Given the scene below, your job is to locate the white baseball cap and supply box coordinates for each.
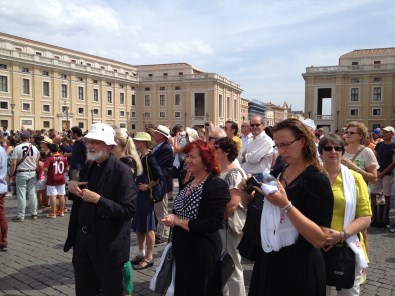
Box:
[84,123,117,146]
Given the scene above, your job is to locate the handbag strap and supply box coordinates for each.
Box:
[350,146,366,162]
[145,156,152,183]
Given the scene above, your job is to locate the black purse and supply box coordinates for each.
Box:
[322,244,356,290]
[237,192,264,261]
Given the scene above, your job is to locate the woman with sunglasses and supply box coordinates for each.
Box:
[245,118,334,296]
[341,121,378,284]
[319,134,371,295]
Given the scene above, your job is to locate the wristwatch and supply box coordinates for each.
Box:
[343,230,350,240]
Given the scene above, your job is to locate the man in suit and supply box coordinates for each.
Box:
[64,123,137,296]
[151,125,174,245]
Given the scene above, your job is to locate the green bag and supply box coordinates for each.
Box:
[123,261,133,295]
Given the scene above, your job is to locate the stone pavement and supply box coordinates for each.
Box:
[0,194,394,296]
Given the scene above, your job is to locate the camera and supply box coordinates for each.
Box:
[245,176,259,194]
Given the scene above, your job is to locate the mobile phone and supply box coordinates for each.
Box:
[245,176,259,194]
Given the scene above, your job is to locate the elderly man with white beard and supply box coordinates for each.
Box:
[64,123,137,296]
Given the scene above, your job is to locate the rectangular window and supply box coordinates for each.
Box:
[120,110,125,117]
[107,91,112,103]
[159,111,166,118]
[61,74,67,79]
[144,95,151,106]
[0,76,8,92]
[42,71,49,76]
[78,122,84,129]
[78,107,84,114]
[43,121,50,128]
[93,108,99,115]
[119,123,126,128]
[107,82,112,86]
[144,112,151,118]
[351,78,360,83]
[61,84,68,98]
[350,88,359,102]
[78,77,83,82]
[131,94,136,106]
[22,102,30,111]
[131,111,136,118]
[120,93,125,105]
[159,86,165,91]
[43,104,50,112]
[175,94,181,105]
[43,81,50,97]
[145,87,150,91]
[194,93,205,116]
[175,86,181,90]
[22,79,30,94]
[374,61,381,69]
[372,108,382,116]
[174,111,181,118]
[0,64,7,69]
[219,94,223,117]
[373,77,382,82]
[93,89,99,102]
[373,87,382,101]
[107,109,113,116]
[131,124,136,129]
[350,109,359,116]
[93,79,98,84]
[78,86,84,100]
[159,95,165,106]
[22,67,29,73]
[0,101,8,109]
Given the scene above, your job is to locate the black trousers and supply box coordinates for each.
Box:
[72,228,124,296]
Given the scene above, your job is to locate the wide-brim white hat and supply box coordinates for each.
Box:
[185,127,199,142]
[154,125,170,138]
[84,123,117,146]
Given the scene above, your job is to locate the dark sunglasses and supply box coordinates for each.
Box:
[250,123,262,127]
[323,146,343,152]
[344,131,358,135]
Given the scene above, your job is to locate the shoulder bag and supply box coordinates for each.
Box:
[145,156,165,203]
[219,221,236,289]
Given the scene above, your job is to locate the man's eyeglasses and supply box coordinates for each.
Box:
[273,138,299,150]
[323,146,343,152]
[344,131,358,135]
[250,123,262,127]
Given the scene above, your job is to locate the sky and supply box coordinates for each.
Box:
[1,0,394,111]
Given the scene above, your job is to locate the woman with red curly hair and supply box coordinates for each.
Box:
[162,140,230,295]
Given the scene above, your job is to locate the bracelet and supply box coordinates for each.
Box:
[281,202,293,214]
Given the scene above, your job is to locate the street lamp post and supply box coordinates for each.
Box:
[308,111,311,118]
[10,103,15,132]
[184,112,187,127]
[64,100,69,130]
[336,110,340,131]
[90,109,94,124]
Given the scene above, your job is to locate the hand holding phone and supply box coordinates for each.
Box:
[245,176,259,194]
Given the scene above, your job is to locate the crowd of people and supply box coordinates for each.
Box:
[0,117,394,295]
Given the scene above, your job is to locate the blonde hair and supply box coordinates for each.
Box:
[346,121,368,140]
[114,128,143,176]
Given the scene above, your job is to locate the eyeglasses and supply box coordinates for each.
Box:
[273,138,299,150]
[323,146,343,152]
[250,123,262,127]
[209,136,219,141]
[344,131,358,135]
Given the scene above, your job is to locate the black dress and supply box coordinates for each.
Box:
[172,174,230,296]
[248,165,334,296]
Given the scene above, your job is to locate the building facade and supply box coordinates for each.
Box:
[0,33,242,132]
[303,48,395,131]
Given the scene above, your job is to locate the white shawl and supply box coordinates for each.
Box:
[260,197,299,253]
[341,164,368,269]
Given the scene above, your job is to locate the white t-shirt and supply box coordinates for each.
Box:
[11,142,40,170]
[344,147,379,171]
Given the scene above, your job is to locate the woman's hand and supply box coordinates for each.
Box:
[322,229,343,251]
[161,214,177,227]
[256,179,289,208]
[137,183,149,191]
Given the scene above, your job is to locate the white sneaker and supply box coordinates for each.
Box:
[5,192,12,197]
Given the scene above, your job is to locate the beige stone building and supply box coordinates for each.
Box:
[0,32,242,133]
[303,48,395,131]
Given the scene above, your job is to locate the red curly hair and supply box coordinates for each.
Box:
[183,139,220,175]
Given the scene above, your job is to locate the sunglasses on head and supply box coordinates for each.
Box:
[323,146,343,152]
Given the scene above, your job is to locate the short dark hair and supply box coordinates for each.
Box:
[214,137,238,162]
[49,144,59,153]
[71,126,83,137]
[318,134,345,156]
[225,120,238,136]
